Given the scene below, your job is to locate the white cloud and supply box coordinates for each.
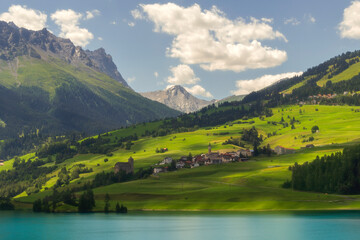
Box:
[127,76,136,83]
[85,9,100,20]
[128,22,135,27]
[98,37,103,41]
[0,5,47,31]
[167,64,200,85]
[154,72,159,78]
[51,9,94,47]
[111,21,116,25]
[339,1,360,39]
[305,14,316,23]
[134,3,287,72]
[131,9,144,20]
[232,72,303,95]
[185,85,213,98]
[284,18,300,26]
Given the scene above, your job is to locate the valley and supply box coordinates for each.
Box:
[4,104,360,212]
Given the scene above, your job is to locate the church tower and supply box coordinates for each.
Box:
[128,157,134,172]
[208,143,212,154]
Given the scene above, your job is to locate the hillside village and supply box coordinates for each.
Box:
[112,142,313,175]
[152,144,253,175]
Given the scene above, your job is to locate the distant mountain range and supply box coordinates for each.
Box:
[141,85,216,113]
[0,21,179,138]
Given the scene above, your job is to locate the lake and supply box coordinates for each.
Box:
[1,211,360,240]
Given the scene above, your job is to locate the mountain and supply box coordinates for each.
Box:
[0,21,180,139]
[242,50,360,106]
[140,85,215,113]
[84,48,129,88]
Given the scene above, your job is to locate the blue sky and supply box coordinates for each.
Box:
[0,0,359,100]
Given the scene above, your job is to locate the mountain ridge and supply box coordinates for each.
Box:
[141,85,215,113]
[0,21,180,138]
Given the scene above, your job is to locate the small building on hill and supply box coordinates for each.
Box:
[114,157,134,174]
[153,167,167,175]
[237,149,252,158]
[0,160,3,166]
[274,146,296,155]
[306,144,315,148]
[160,157,173,165]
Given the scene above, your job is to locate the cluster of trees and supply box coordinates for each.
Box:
[33,188,96,213]
[241,127,263,147]
[0,132,86,160]
[0,158,56,198]
[36,142,77,164]
[0,197,14,210]
[92,167,153,189]
[223,137,245,148]
[33,188,127,213]
[284,144,360,194]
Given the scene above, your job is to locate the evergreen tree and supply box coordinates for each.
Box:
[78,189,95,212]
[33,199,42,212]
[104,193,110,213]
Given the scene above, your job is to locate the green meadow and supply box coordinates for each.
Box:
[8,104,360,211]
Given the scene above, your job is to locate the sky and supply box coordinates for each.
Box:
[0,0,359,100]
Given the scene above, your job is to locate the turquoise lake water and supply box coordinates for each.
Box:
[1,211,360,240]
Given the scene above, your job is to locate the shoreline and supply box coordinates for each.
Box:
[7,207,360,214]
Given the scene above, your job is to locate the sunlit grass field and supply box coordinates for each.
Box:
[9,104,360,211]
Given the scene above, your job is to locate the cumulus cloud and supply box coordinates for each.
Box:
[51,9,94,47]
[167,64,200,85]
[85,9,100,20]
[98,37,103,41]
[128,22,135,27]
[232,72,303,95]
[339,1,360,39]
[134,3,287,72]
[185,85,213,98]
[284,17,300,26]
[0,5,47,30]
[154,72,159,78]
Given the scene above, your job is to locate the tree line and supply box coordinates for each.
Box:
[283,144,360,194]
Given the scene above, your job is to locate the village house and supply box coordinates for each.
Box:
[0,160,4,166]
[274,146,296,155]
[160,157,173,165]
[221,153,233,163]
[306,144,315,148]
[153,167,167,175]
[176,161,185,169]
[114,157,134,174]
[237,149,252,158]
[191,163,200,168]
[193,155,206,165]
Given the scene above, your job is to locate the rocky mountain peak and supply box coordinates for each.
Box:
[0,21,129,88]
[85,47,129,88]
[141,85,215,113]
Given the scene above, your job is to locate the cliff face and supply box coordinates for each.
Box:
[85,48,129,88]
[141,85,214,113]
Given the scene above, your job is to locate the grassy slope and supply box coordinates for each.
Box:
[281,75,315,94]
[317,60,360,87]
[0,55,179,138]
[8,105,360,211]
[281,60,360,94]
